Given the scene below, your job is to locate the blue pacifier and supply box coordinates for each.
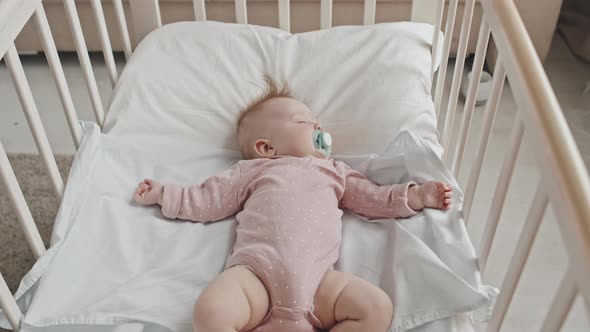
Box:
[313,130,333,157]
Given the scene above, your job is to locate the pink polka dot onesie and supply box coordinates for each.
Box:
[159,156,417,331]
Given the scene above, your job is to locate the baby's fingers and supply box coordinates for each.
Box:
[444,185,453,209]
[442,200,453,210]
[134,191,153,205]
[136,184,148,195]
[133,191,144,203]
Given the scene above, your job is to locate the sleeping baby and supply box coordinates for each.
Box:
[133,77,453,332]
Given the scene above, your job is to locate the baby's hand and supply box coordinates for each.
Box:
[417,181,453,210]
[133,179,163,205]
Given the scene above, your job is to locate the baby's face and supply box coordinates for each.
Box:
[240,97,327,159]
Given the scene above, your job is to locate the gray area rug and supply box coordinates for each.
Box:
[0,154,73,303]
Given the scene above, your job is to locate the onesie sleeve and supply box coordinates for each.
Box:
[335,161,418,220]
[158,163,244,222]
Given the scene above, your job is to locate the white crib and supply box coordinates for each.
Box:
[0,0,589,331]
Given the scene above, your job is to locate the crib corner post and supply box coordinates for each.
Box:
[0,273,22,331]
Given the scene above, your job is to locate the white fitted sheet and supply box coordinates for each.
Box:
[1,124,495,332]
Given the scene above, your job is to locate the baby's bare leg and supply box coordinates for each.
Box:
[313,270,393,332]
[193,265,270,332]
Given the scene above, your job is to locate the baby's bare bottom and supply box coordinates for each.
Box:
[193,265,393,332]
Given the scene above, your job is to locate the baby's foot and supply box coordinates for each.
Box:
[419,181,453,210]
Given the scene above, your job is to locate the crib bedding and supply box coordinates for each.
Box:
[0,21,499,331]
[0,123,495,332]
[102,21,445,157]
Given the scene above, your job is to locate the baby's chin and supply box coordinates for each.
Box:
[310,150,329,159]
[240,150,329,160]
[275,151,328,159]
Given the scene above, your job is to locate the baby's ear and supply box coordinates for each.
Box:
[254,139,276,158]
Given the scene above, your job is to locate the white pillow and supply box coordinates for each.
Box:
[103,21,443,156]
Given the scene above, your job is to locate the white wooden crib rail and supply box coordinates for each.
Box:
[0,0,589,331]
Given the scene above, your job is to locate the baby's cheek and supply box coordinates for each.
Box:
[301,138,316,155]
[300,131,315,151]
[284,134,307,155]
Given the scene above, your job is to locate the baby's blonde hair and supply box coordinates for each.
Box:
[237,75,293,159]
[237,75,293,133]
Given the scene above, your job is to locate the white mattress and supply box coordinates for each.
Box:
[0,124,495,332]
[0,21,497,332]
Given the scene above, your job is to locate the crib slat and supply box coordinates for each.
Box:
[486,185,548,331]
[112,0,133,59]
[0,140,46,259]
[433,0,459,115]
[33,6,82,148]
[430,0,444,78]
[320,0,332,29]
[439,0,475,161]
[89,0,118,87]
[451,20,492,178]
[479,119,525,271]
[463,61,506,221]
[235,0,247,24]
[482,0,590,306]
[0,0,40,59]
[0,273,22,331]
[63,0,105,126]
[278,0,290,31]
[4,45,64,199]
[540,270,578,332]
[363,0,376,25]
[193,0,207,21]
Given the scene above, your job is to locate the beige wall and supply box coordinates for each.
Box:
[15,0,561,66]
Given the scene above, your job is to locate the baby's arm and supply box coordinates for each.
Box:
[133,164,243,222]
[335,162,452,220]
